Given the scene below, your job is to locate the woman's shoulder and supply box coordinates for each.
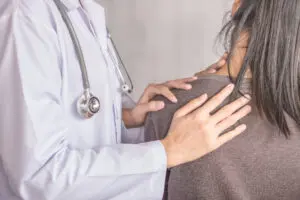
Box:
[152,74,231,112]
[168,74,232,106]
[144,74,232,141]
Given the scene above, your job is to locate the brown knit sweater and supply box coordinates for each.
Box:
[144,74,300,200]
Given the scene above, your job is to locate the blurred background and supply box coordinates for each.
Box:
[97,0,232,100]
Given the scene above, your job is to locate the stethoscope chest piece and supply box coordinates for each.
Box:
[77,90,101,119]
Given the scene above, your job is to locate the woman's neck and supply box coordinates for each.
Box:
[216,34,252,78]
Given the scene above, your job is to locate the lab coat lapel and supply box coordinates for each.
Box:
[59,0,81,11]
[79,0,108,51]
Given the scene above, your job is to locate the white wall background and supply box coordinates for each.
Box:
[97,0,232,100]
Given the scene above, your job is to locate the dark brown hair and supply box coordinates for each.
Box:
[219,0,300,137]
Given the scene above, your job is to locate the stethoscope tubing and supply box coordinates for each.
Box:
[53,0,133,94]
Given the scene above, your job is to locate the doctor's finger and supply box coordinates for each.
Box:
[206,53,228,73]
[205,64,219,74]
[219,52,228,61]
[174,94,208,118]
[217,53,228,66]
[137,101,165,113]
[195,53,229,76]
[139,85,177,104]
[217,124,247,147]
[179,76,198,83]
[164,77,197,90]
[210,95,251,123]
[215,105,251,133]
[194,84,235,115]
[156,86,179,103]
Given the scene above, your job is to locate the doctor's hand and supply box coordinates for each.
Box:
[194,53,228,76]
[161,84,251,168]
[123,77,198,128]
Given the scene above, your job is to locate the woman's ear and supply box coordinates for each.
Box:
[231,0,241,16]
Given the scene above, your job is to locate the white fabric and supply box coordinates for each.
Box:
[121,93,145,144]
[0,0,167,199]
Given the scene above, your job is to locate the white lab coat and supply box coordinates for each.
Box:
[0,0,166,199]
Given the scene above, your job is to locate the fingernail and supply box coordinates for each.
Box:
[208,69,217,73]
[245,105,252,112]
[227,83,235,90]
[199,93,208,101]
[172,97,178,103]
[157,102,165,109]
[192,76,198,80]
[185,84,192,90]
[241,95,251,103]
[239,124,247,131]
[218,60,226,66]
[244,94,251,99]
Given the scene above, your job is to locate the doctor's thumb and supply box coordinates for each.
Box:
[139,101,165,113]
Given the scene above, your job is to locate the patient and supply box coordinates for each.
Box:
[144,0,300,199]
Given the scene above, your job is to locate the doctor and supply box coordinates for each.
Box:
[0,0,251,199]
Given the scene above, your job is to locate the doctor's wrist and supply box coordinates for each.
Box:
[122,109,137,128]
[160,138,183,169]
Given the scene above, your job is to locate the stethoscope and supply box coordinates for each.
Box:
[53,0,133,119]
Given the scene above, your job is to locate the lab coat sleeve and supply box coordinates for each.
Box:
[0,5,166,200]
[121,93,146,144]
